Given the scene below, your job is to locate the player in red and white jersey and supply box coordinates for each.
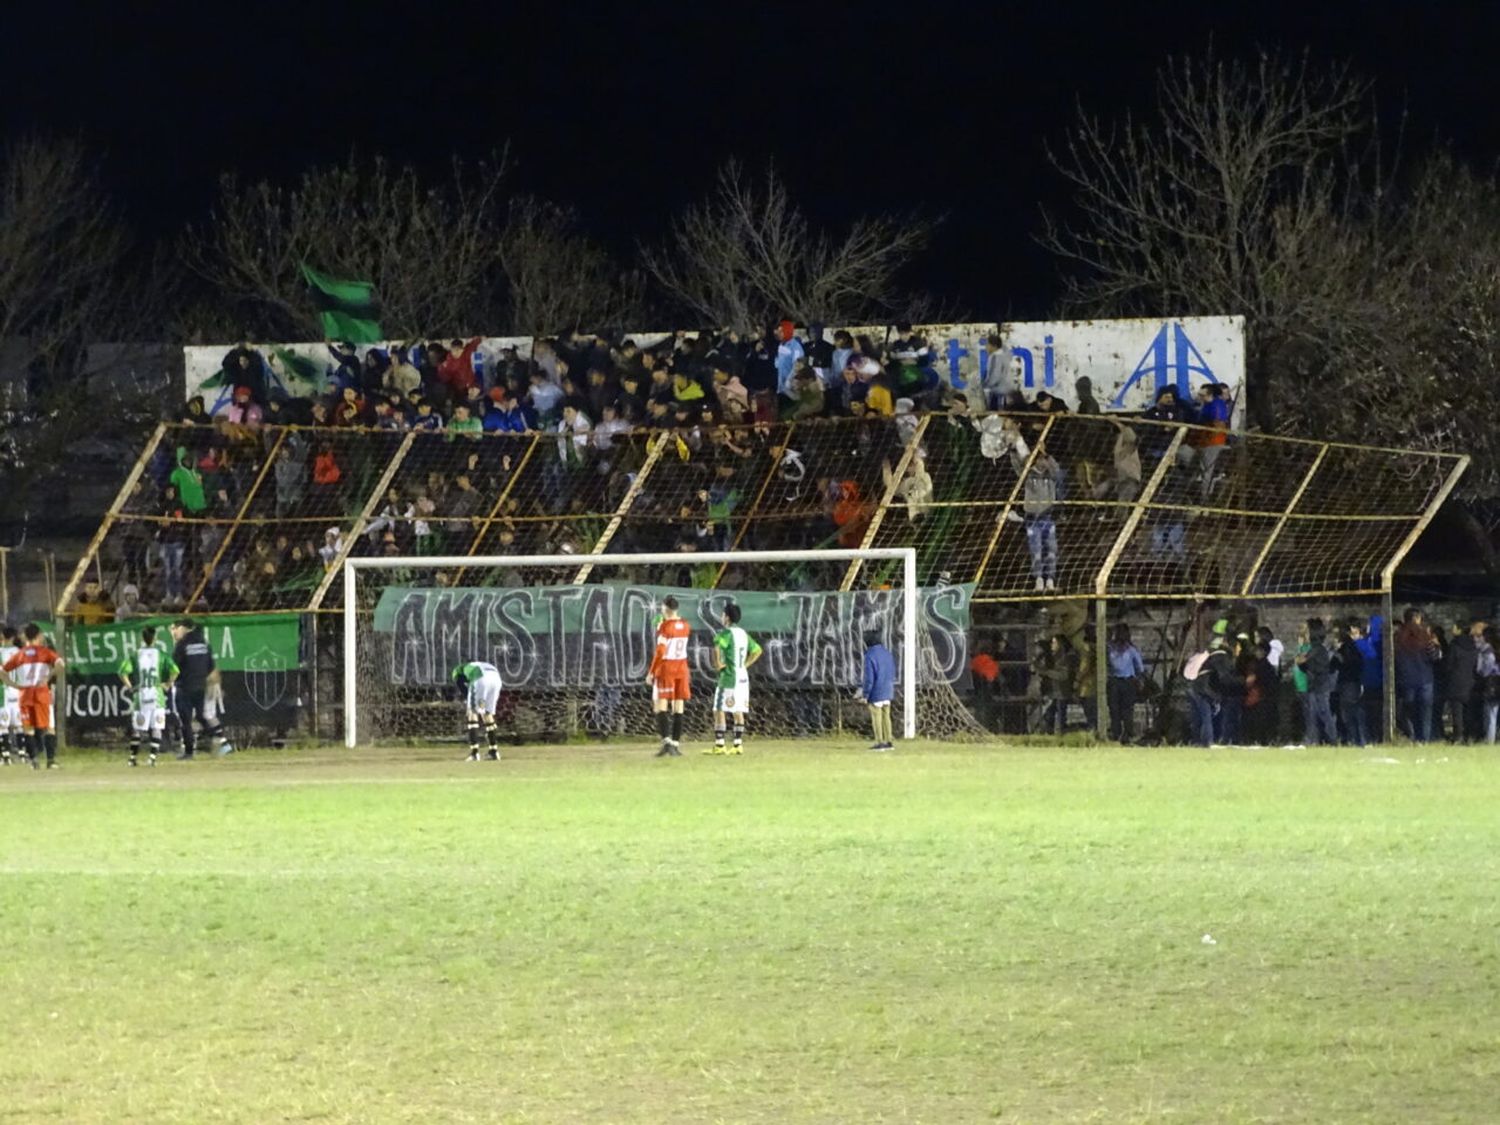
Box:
[1,623,65,769]
[647,596,693,757]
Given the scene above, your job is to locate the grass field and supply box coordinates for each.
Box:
[2,739,1498,1123]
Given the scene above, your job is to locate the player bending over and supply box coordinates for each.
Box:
[453,661,504,761]
[1,624,23,765]
[119,625,178,767]
[2,623,66,769]
[858,629,896,752]
[707,603,762,755]
[648,596,692,757]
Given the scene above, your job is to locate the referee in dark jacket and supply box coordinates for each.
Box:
[169,617,225,759]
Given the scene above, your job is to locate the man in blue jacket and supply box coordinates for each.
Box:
[860,629,897,751]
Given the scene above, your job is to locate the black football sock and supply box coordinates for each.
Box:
[485,722,499,750]
[466,722,481,752]
[733,724,745,748]
[43,733,57,763]
[1,732,11,759]
[656,711,670,740]
[148,735,161,761]
[714,722,726,747]
[128,736,140,761]
[671,712,683,745]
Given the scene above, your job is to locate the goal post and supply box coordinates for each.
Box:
[342,547,928,749]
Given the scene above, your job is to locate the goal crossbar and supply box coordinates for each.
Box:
[343,548,920,748]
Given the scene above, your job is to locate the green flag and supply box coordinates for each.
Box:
[300,263,383,344]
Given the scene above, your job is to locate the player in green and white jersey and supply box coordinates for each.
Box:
[708,603,762,755]
[452,661,504,761]
[119,625,179,767]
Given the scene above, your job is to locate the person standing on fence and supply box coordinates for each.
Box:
[1106,625,1145,743]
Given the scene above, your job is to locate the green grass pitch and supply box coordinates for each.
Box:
[2,739,1498,1122]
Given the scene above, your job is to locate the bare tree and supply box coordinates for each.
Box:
[0,138,167,535]
[1041,49,1372,432]
[1043,49,1500,566]
[642,161,939,329]
[182,152,511,341]
[499,196,648,335]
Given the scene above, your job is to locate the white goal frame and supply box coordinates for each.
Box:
[343,548,919,748]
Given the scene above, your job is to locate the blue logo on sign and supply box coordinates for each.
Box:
[1111,322,1220,407]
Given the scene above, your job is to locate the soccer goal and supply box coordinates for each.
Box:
[342,547,985,748]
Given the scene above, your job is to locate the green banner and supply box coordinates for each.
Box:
[58,614,302,677]
[370,583,972,690]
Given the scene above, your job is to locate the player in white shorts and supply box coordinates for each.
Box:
[708,603,763,755]
[119,625,178,767]
[452,661,504,761]
[0,624,22,765]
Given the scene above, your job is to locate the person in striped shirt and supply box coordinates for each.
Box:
[1,623,65,769]
[707,603,762,755]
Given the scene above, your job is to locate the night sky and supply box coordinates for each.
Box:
[8,1,1500,319]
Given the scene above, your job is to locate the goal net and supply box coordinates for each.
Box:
[342,548,986,748]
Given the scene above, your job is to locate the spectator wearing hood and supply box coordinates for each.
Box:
[359,349,390,397]
[113,583,148,622]
[1075,376,1101,415]
[805,323,834,384]
[219,344,267,405]
[169,447,207,513]
[179,395,210,426]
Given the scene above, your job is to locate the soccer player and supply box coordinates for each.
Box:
[169,618,233,758]
[858,629,896,752]
[1,624,23,765]
[647,596,692,757]
[119,625,177,767]
[708,603,762,755]
[1,623,65,769]
[452,661,504,761]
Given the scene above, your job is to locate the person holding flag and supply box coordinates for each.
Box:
[119,625,178,767]
[707,603,762,755]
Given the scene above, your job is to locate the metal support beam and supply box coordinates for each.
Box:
[1094,598,1109,740]
[1239,443,1328,596]
[307,429,417,610]
[713,424,795,588]
[451,434,542,586]
[841,415,931,592]
[573,432,670,585]
[1378,454,1468,743]
[1093,427,1186,597]
[972,415,1057,593]
[55,421,168,615]
[186,429,290,609]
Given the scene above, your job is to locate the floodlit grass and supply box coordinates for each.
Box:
[2,739,1498,1123]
